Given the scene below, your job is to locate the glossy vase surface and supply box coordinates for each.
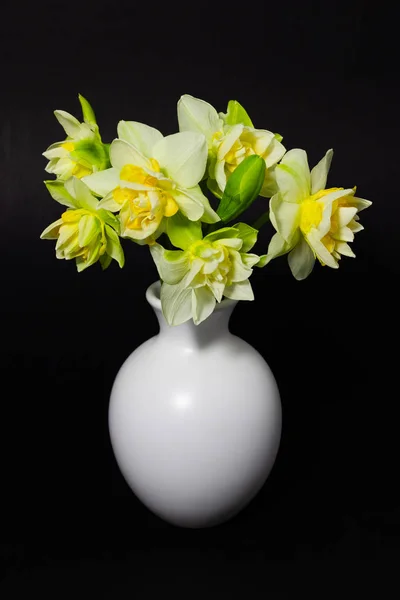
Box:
[109,281,282,528]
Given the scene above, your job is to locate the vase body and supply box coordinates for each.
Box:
[109,282,282,528]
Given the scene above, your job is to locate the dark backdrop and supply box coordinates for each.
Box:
[1,0,400,594]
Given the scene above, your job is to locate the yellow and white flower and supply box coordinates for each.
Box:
[261,149,372,279]
[150,223,259,325]
[177,94,285,197]
[82,122,220,244]
[40,177,124,272]
[43,95,110,181]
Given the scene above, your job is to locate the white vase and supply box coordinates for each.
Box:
[109,281,282,528]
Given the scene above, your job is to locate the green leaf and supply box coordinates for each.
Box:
[232,222,258,252]
[78,94,97,125]
[274,133,283,143]
[166,212,202,250]
[224,100,254,127]
[217,155,266,223]
[44,180,78,208]
[71,139,110,170]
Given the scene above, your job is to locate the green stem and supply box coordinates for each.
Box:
[252,210,270,231]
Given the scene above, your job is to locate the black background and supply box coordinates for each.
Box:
[1,0,400,594]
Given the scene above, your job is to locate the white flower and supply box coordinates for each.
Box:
[43,95,109,180]
[82,122,219,244]
[177,94,286,197]
[150,224,260,325]
[262,149,372,279]
[40,177,124,272]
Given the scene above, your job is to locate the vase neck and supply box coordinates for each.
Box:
[146,282,237,347]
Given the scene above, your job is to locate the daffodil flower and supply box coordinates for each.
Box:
[82,122,220,244]
[150,222,260,325]
[177,94,286,198]
[260,149,372,279]
[40,177,124,272]
[43,94,110,181]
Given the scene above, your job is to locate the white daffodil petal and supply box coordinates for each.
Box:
[153,131,207,188]
[307,230,338,268]
[40,218,64,240]
[352,197,372,212]
[150,243,189,285]
[178,185,220,224]
[318,202,334,238]
[72,177,98,211]
[262,231,297,265]
[43,143,68,160]
[224,280,254,301]
[117,121,163,157]
[192,287,216,325]
[209,280,225,302]
[110,139,151,170]
[121,181,158,191]
[215,159,227,193]
[334,227,354,242]
[336,242,356,257]
[82,168,119,197]
[319,188,355,207]
[288,236,315,280]
[183,258,204,286]
[229,250,253,282]
[216,238,243,249]
[260,169,278,198]
[242,253,260,268]
[270,195,301,242]
[97,191,122,212]
[336,206,358,227]
[217,124,244,160]
[171,189,204,221]
[240,128,274,156]
[161,282,193,326]
[310,149,333,194]
[264,137,286,169]
[349,220,364,233]
[54,110,82,138]
[177,94,223,144]
[275,149,311,203]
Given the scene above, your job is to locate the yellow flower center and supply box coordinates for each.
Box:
[71,163,92,178]
[300,188,342,234]
[62,142,75,152]
[116,161,179,236]
[189,240,231,283]
[321,234,336,253]
[300,200,323,234]
[120,164,159,187]
[224,139,255,171]
[113,187,137,205]
[61,141,93,178]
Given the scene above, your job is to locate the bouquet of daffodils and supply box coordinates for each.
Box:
[41,94,371,325]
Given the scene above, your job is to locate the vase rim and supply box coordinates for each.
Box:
[146,281,238,313]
